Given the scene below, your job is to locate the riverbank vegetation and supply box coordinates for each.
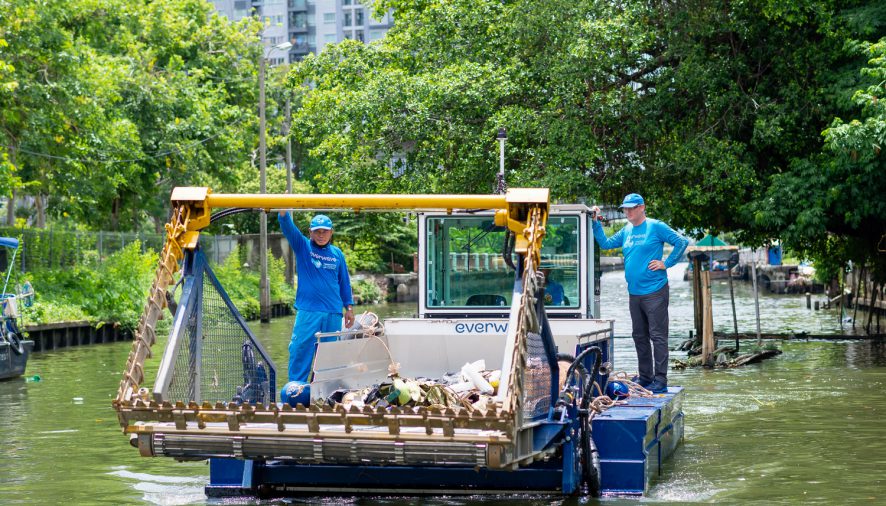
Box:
[20,242,294,328]
[2,0,884,328]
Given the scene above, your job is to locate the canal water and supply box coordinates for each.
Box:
[1,263,883,504]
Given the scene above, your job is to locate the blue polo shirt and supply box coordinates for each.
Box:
[278,213,354,313]
[593,218,688,296]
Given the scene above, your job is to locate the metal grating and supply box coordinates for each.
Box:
[521,331,552,421]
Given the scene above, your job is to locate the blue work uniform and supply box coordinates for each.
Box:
[279,213,354,382]
[592,218,688,296]
[593,218,688,384]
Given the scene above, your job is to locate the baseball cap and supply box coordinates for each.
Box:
[310,214,333,231]
[619,193,645,209]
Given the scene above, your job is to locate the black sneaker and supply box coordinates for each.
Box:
[646,380,668,394]
[631,375,653,388]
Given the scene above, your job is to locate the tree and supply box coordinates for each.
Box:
[289,0,886,280]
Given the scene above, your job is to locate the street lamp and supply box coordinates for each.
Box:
[259,41,293,323]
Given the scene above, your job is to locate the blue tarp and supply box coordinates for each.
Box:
[0,237,19,250]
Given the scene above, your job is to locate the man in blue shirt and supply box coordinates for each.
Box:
[540,268,566,305]
[592,194,688,393]
[278,212,355,382]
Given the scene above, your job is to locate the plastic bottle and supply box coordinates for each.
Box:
[461,361,494,394]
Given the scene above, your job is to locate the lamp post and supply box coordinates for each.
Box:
[259,41,293,323]
[496,128,507,194]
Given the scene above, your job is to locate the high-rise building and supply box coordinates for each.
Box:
[210,0,393,63]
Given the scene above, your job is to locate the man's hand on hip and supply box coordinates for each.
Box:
[648,259,666,271]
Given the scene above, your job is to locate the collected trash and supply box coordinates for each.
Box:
[305,359,504,414]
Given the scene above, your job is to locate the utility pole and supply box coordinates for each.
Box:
[496,128,507,194]
[258,54,271,323]
[285,95,292,194]
[258,42,292,323]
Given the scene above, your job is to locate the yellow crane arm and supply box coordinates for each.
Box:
[113,187,548,411]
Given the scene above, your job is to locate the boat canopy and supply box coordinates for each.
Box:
[0,237,18,250]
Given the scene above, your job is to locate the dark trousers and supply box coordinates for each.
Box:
[628,284,670,383]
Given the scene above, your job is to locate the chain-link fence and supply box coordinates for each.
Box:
[0,226,166,272]
[0,226,294,281]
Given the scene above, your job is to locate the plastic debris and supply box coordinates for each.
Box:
[317,362,504,412]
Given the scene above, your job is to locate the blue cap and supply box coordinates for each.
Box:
[310,214,333,231]
[619,193,645,208]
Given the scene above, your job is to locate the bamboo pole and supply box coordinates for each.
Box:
[751,249,762,346]
[728,267,739,352]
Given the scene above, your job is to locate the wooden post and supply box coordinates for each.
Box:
[701,270,715,366]
[806,292,811,309]
[751,249,762,346]
[728,267,739,352]
[692,256,704,342]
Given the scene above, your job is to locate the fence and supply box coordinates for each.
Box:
[0,226,295,281]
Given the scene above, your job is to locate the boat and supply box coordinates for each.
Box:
[0,237,35,380]
[113,188,683,498]
[684,234,740,281]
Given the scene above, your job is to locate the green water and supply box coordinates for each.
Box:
[1,265,883,504]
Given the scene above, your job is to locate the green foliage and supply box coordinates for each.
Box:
[22,242,154,328]
[290,0,886,283]
[211,244,295,319]
[0,0,264,230]
[351,278,382,305]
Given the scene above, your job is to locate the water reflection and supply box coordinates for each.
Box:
[0,267,883,504]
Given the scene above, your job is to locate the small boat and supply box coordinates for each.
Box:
[0,237,35,380]
[684,234,741,281]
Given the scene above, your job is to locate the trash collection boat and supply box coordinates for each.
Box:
[113,188,683,498]
[0,237,35,380]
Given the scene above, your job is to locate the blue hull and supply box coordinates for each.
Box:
[205,387,684,497]
[0,340,33,380]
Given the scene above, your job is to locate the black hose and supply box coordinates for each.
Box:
[562,345,604,496]
[209,207,260,224]
[501,231,516,271]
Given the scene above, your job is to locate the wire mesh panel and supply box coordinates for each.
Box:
[521,330,553,421]
[156,249,276,405]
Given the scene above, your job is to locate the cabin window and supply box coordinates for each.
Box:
[425,215,580,309]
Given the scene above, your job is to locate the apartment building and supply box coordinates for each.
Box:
[211,0,394,63]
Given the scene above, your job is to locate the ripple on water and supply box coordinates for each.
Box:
[108,467,207,505]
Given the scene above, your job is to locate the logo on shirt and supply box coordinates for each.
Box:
[311,251,337,270]
[625,232,646,248]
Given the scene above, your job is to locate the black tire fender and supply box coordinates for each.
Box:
[7,332,24,355]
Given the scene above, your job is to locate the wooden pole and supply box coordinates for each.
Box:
[728,266,739,352]
[692,256,703,342]
[751,248,762,346]
[701,270,715,366]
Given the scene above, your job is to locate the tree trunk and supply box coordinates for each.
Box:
[34,194,46,228]
[6,188,14,225]
[6,147,16,225]
[111,196,120,231]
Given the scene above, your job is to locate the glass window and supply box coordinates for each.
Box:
[369,29,385,41]
[323,12,336,23]
[355,9,364,25]
[355,29,364,42]
[323,34,336,43]
[344,12,352,26]
[343,0,352,5]
[425,215,580,308]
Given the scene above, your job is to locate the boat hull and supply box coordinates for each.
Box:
[0,339,33,380]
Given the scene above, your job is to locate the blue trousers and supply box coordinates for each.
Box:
[289,310,342,382]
